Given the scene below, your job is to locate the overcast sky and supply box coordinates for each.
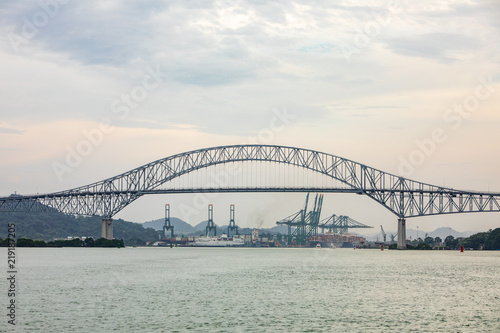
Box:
[1,0,499,234]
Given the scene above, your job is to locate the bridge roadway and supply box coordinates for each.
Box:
[2,144,500,249]
[4,187,500,219]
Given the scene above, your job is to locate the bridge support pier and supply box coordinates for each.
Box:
[102,218,113,240]
[397,218,406,249]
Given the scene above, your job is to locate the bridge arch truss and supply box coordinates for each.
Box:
[1,144,500,220]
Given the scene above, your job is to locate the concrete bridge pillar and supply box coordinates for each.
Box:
[397,218,406,249]
[101,218,113,240]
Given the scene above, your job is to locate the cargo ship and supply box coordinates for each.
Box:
[309,233,366,248]
[191,234,245,247]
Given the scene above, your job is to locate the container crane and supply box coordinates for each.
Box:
[163,204,174,239]
[276,193,323,245]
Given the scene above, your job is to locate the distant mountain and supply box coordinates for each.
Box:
[192,221,226,236]
[198,225,289,235]
[143,217,195,234]
[269,225,289,234]
[193,221,210,233]
[142,218,229,236]
[142,217,291,237]
[357,230,397,242]
[144,217,481,240]
[426,227,471,239]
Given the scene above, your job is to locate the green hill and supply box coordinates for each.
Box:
[0,211,159,246]
[142,217,196,234]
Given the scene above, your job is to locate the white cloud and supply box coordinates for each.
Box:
[383,33,481,62]
[0,127,24,134]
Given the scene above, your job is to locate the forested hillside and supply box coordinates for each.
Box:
[0,212,159,245]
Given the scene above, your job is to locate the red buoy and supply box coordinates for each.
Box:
[460,245,464,252]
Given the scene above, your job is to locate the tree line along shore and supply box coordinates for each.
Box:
[0,237,124,248]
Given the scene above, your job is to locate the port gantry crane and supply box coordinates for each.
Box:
[227,204,239,238]
[306,194,323,238]
[319,214,373,234]
[276,193,324,245]
[206,204,217,237]
[163,204,174,239]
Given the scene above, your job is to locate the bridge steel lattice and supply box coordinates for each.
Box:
[1,144,500,248]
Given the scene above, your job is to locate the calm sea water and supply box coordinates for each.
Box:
[5,247,500,332]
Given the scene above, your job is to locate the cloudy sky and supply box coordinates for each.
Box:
[1,0,499,234]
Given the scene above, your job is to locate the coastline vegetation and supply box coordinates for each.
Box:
[387,227,500,250]
[0,211,158,245]
[0,237,124,248]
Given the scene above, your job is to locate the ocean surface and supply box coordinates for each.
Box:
[5,247,500,332]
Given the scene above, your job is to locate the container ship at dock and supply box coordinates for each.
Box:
[309,233,366,248]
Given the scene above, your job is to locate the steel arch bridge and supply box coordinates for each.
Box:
[2,144,500,247]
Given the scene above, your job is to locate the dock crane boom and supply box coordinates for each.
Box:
[390,233,398,243]
[380,225,387,243]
